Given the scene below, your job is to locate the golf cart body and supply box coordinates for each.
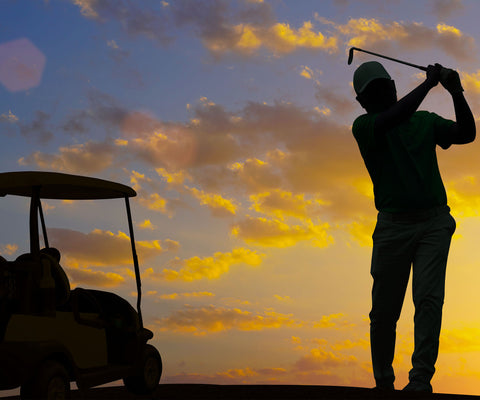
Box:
[0,171,162,398]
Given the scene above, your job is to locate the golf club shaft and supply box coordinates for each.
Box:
[349,47,427,71]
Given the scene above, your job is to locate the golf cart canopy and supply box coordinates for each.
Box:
[0,171,136,200]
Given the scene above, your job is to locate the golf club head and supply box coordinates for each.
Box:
[347,48,355,65]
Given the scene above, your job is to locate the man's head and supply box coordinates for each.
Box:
[354,61,397,113]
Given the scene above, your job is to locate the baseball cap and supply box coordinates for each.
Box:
[353,61,391,95]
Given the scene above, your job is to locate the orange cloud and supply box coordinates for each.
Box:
[440,325,480,353]
[313,313,355,329]
[155,304,301,335]
[18,141,116,173]
[249,189,326,221]
[293,347,357,372]
[144,247,263,281]
[66,267,125,288]
[151,291,215,300]
[0,243,18,257]
[47,228,175,266]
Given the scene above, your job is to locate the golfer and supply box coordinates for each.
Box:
[352,61,475,392]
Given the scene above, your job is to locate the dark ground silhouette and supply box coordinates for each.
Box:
[3,384,480,399]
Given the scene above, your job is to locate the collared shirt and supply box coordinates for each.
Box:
[352,111,454,212]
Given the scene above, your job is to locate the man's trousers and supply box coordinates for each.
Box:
[369,206,456,387]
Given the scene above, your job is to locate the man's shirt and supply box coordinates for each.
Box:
[352,111,454,212]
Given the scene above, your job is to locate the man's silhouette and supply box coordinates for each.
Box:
[352,61,475,392]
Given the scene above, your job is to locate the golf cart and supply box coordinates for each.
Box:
[0,171,162,399]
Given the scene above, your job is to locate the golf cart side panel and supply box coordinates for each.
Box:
[4,312,107,368]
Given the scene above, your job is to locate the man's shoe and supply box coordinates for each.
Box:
[402,380,433,393]
[372,383,395,392]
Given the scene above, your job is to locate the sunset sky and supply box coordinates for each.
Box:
[3,0,480,396]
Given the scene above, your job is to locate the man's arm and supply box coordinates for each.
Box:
[441,70,476,144]
[374,64,441,135]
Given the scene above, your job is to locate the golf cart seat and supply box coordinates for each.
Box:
[40,247,71,307]
[12,248,70,314]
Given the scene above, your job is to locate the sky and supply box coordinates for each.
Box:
[3,0,480,396]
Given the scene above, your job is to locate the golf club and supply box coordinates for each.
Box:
[348,47,427,71]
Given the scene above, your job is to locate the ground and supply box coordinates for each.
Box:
[3,384,480,399]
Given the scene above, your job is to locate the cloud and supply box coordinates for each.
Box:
[71,0,337,58]
[0,243,18,257]
[315,85,356,117]
[138,219,157,230]
[0,110,18,123]
[71,0,172,44]
[336,18,476,63]
[148,291,215,300]
[249,189,325,221]
[137,193,169,214]
[231,215,333,248]
[66,267,125,288]
[440,324,480,352]
[293,347,357,372]
[145,247,263,281]
[430,0,464,19]
[18,110,54,144]
[18,140,116,173]
[46,228,175,266]
[186,186,238,216]
[154,304,301,334]
[313,313,356,329]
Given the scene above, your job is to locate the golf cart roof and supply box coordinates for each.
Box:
[0,171,136,200]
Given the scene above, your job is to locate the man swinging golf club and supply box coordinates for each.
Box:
[352,60,475,393]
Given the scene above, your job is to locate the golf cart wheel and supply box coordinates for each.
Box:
[20,360,70,400]
[124,344,162,395]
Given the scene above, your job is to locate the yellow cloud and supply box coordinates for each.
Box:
[300,66,314,79]
[138,192,168,213]
[347,217,376,247]
[437,23,462,37]
[156,167,191,185]
[249,189,325,221]
[232,216,333,248]
[72,0,98,18]
[138,219,157,230]
[235,24,262,51]
[187,186,238,216]
[269,21,337,54]
[203,20,337,56]
[146,247,264,281]
[446,177,480,217]
[274,294,292,302]
[440,325,480,352]
[460,70,480,94]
